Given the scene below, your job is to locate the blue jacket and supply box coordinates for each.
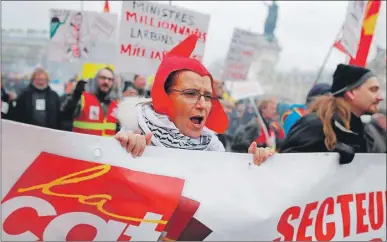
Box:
[282,104,307,136]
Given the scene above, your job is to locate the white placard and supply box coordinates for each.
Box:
[48,9,117,63]
[116,1,210,76]
[225,80,265,100]
[223,28,259,81]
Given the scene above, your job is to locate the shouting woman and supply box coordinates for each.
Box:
[115,35,273,165]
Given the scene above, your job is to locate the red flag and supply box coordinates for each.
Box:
[103,0,110,13]
[349,0,381,67]
[333,39,349,55]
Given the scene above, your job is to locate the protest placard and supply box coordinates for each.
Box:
[81,63,115,80]
[48,9,117,63]
[116,1,210,76]
[225,80,264,100]
[222,28,259,81]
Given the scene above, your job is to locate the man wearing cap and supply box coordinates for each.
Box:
[281,83,331,136]
[280,64,384,164]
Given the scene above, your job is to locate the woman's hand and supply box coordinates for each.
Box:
[114,131,152,158]
[248,142,275,165]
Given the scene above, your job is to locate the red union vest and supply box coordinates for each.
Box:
[72,92,118,136]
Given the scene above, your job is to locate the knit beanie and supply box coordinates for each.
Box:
[331,64,375,97]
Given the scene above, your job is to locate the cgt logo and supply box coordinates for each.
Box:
[2,152,185,241]
[2,196,164,241]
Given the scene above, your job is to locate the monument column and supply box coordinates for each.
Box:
[248,1,282,94]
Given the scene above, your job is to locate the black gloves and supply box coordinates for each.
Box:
[73,80,87,99]
[334,142,355,165]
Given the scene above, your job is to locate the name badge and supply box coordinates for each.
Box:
[35,99,46,111]
[89,106,100,120]
[1,101,9,114]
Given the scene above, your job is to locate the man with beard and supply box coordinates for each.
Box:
[280,64,384,163]
[60,67,120,136]
[8,68,61,129]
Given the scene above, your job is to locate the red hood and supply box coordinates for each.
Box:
[151,35,228,134]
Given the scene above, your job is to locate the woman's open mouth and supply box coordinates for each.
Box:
[190,116,204,128]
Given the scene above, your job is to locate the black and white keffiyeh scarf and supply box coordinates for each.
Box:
[136,102,224,151]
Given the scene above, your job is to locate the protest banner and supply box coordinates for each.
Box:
[1,120,386,241]
[48,9,117,63]
[81,63,115,80]
[116,1,210,76]
[225,80,264,100]
[222,28,259,81]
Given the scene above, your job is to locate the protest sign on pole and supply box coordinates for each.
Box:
[116,1,210,76]
[224,80,264,101]
[222,28,259,81]
[48,9,117,63]
[2,120,386,241]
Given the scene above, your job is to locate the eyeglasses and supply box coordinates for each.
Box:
[170,88,217,104]
[99,75,114,82]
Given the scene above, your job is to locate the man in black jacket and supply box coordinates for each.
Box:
[8,68,61,130]
[280,64,384,163]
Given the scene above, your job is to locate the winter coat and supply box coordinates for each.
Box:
[8,84,61,130]
[279,113,376,164]
[364,117,386,153]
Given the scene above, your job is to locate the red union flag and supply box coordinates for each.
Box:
[1,152,185,241]
[349,0,381,66]
[334,39,350,55]
[104,0,110,13]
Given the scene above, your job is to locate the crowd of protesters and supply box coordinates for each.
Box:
[1,56,386,164]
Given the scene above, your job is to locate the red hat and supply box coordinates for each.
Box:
[151,35,229,134]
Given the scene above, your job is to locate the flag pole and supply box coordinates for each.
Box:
[313,25,343,85]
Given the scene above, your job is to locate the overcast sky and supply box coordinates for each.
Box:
[1,1,386,72]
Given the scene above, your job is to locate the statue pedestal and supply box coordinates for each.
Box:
[248,34,281,94]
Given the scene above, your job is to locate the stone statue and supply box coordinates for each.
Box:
[263,1,278,42]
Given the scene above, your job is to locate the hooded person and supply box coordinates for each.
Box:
[115,35,274,165]
[281,82,331,136]
[280,64,384,164]
[60,67,120,136]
